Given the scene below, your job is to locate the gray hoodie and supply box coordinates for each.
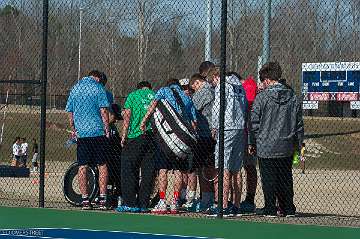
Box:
[249,83,304,158]
[212,75,248,130]
[192,82,215,133]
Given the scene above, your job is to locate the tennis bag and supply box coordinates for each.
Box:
[152,89,197,160]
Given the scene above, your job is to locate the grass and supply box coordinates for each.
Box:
[0,108,360,170]
[303,117,360,170]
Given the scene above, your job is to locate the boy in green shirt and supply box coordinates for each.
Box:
[116,81,156,213]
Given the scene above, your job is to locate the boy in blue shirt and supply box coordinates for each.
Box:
[66,70,110,210]
[140,79,197,214]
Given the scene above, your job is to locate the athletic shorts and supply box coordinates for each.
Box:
[20,155,28,166]
[155,147,189,172]
[13,155,21,161]
[77,136,109,166]
[193,137,215,169]
[243,152,257,167]
[215,129,246,172]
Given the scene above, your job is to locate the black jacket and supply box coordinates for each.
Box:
[249,83,304,158]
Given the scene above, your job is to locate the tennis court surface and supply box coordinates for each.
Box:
[0,207,359,239]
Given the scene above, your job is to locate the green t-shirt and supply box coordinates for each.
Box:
[124,88,155,139]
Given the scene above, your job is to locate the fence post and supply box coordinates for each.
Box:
[262,0,271,63]
[39,0,49,208]
[217,0,227,219]
[205,0,213,61]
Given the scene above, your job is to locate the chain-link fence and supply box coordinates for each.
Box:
[1,0,360,228]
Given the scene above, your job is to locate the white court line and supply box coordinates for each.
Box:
[32,228,222,239]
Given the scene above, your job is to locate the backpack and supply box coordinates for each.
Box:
[152,88,197,160]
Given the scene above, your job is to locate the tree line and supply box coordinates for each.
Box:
[1,0,359,104]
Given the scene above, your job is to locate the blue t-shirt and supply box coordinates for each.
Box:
[155,84,197,123]
[65,77,110,138]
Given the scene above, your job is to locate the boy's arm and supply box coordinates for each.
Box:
[249,95,261,146]
[140,100,158,132]
[100,108,110,138]
[121,109,131,147]
[211,86,220,132]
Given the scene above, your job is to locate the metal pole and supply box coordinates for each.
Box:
[262,0,271,63]
[0,89,9,145]
[205,0,213,61]
[39,0,49,208]
[217,0,227,219]
[78,4,83,80]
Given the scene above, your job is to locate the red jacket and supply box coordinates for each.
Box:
[242,75,258,111]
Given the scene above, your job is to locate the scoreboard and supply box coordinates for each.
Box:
[302,62,360,101]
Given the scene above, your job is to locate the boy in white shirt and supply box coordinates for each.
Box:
[11,137,22,167]
[20,138,28,168]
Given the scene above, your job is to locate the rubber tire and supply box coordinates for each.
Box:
[63,162,99,207]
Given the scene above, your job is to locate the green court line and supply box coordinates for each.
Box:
[0,207,359,239]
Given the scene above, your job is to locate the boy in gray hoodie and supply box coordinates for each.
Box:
[208,67,248,215]
[249,62,304,217]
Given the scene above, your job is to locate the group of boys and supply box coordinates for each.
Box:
[12,137,39,172]
[66,61,303,217]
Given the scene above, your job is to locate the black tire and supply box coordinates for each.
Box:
[63,162,99,206]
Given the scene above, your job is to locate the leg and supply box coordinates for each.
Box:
[276,157,296,215]
[151,168,169,214]
[232,171,242,208]
[244,162,257,203]
[187,171,197,202]
[138,136,156,209]
[78,165,89,197]
[181,172,188,201]
[173,170,183,198]
[199,166,215,208]
[301,160,305,174]
[258,158,277,215]
[222,170,231,209]
[98,163,108,196]
[158,169,168,197]
[120,138,142,207]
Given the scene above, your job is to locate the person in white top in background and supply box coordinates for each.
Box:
[11,137,22,167]
[20,138,29,168]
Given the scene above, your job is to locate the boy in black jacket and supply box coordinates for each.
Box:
[249,62,304,217]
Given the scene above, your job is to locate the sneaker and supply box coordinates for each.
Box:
[81,200,92,210]
[195,201,212,213]
[139,208,150,213]
[170,199,181,214]
[98,199,108,210]
[184,199,197,212]
[178,198,187,207]
[151,200,168,214]
[229,205,239,217]
[238,201,256,215]
[207,206,231,217]
[285,213,296,218]
[115,205,140,213]
[256,207,277,218]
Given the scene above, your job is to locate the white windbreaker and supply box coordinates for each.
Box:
[212,75,248,130]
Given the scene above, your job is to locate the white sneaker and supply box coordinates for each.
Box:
[151,200,168,214]
[170,199,180,214]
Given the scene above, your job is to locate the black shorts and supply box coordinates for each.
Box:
[77,136,109,166]
[192,137,215,169]
[155,147,189,172]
